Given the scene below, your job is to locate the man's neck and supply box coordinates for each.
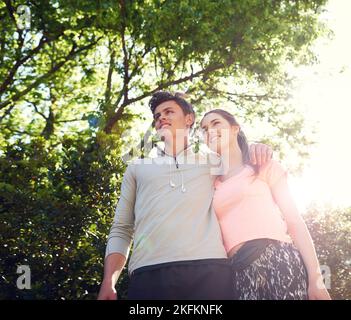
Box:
[164,136,190,157]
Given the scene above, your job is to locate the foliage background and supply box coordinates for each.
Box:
[0,0,349,299]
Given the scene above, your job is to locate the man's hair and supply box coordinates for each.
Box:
[149,91,195,127]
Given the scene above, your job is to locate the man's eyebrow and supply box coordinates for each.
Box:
[153,107,174,119]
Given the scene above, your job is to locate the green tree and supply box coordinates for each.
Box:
[0,133,127,299]
[304,206,351,300]
[1,0,340,300]
[1,0,329,156]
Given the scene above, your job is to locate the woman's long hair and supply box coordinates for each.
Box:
[200,109,259,174]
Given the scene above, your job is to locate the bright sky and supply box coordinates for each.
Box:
[288,0,351,211]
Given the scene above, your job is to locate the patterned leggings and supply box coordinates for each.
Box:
[230,241,308,300]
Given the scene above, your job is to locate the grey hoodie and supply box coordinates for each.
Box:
[105,144,227,274]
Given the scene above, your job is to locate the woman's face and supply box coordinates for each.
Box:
[200,112,239,154]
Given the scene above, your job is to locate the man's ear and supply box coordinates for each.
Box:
[186,113,195,128]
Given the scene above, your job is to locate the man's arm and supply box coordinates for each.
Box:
[97,253,126,300]
[97,163,136,300]
[249,143,273,166]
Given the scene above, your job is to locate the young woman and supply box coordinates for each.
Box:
[200,109,331,300]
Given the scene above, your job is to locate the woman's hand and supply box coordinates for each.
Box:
[308,275,332,300]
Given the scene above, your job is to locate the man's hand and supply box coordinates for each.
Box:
[249,143,273,166]
[97,253,126,300]
[97,279,117,300]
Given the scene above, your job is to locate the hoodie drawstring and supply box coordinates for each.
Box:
[168,156,186,193]
[158,144,189,193]
[181,171,186,193]
[169,159,175,188]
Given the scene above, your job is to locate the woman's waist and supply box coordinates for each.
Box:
[229,239,288,270]
[228,242,245,258]
[225,232,293,256]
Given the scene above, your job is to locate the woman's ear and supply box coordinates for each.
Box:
[232,125,240,135]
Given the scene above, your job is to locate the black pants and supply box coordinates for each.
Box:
[127,259,233,300]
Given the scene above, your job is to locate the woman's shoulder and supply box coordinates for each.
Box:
[258,159,287,185]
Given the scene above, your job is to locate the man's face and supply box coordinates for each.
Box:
[153,100,193,141]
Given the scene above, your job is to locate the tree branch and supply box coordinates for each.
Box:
[4,0,24,44]
[119,0,129,105]
[0,34,63,95]
[0,104,15,123]
[0,37,102,110]
[104,62,226,133]
[57,118,84,123]
[207,87,280,101]
[2,123,35,136]
[26,100,47,120]
[104,38,116,109]
[109,43,151,114]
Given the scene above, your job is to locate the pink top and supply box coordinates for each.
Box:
[213,160,292,253]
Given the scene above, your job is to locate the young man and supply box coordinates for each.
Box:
[97,92,272,300]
